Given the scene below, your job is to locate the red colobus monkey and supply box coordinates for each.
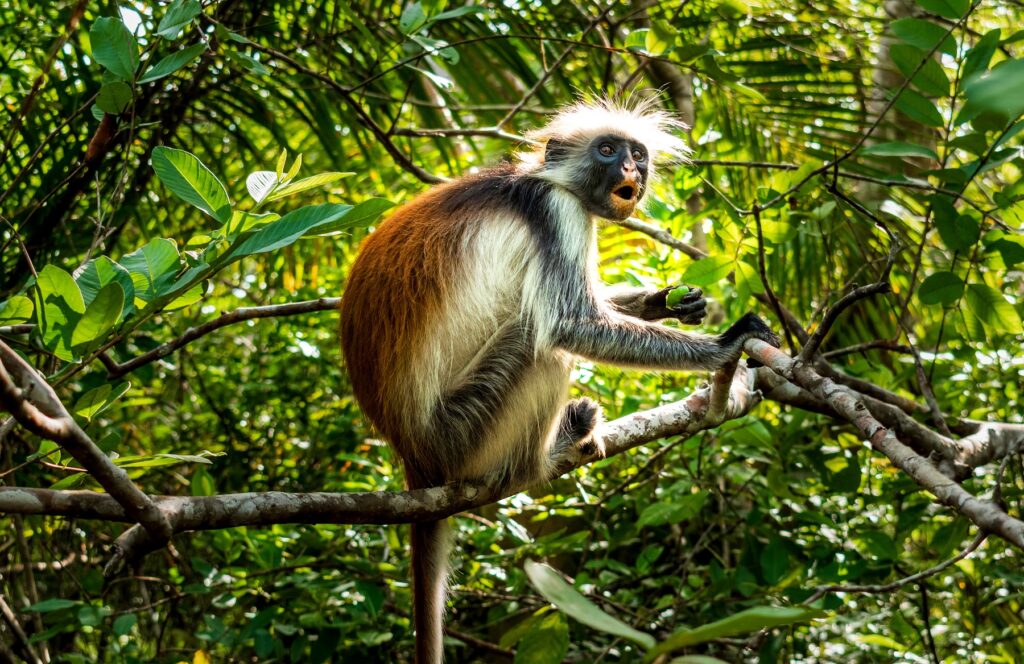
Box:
[340,101,779,663]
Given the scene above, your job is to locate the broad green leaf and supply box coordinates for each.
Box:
[284,154,302,182]
[894,89,944,127]
[524,561,656,649]
[860,141,938,160]
[158,0,202,39]
[71,282,124,350]
[226,211,280,238]
[399,2,427,34]
[965,59,1024,121]
[890,18,957,55]
[265,172,354,202]
[514,612,568,664]
[644,607,825,661]
[962,29,1000,81]
[989,236,1024,266]
[857,531,898,560]
[625,29,650,53]
[152,146,232,222]
[915,0,968,20]
[918,271,964,306]
[246,170,278,204]
[165,282,206,311]
[34,265,85,361]
[138,43,206,83]
[638,493,707,527]
[890,45,950,97]
[225,203,355,259]
[113,613,137,636]
[936,213,979,251]
[303,198,394,236]
[645,22,674,56]
[760,537,790,585]
[23,599,80,613]
[0,296,34,325]
[965,284,1023,334]
[89,17,139,80]
[96,82,133,114]
[72,381,129,421]
[681,255,733,287]
[191,466,216,497]
[50,473,89,490]
[120,238,181,301]
[76,256,136,314]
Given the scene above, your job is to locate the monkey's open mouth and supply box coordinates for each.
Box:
[612,185,636,201]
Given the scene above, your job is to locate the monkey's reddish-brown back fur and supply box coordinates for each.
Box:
[340,184,464,486]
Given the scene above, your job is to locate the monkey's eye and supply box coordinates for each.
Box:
[632,149,646,162]
[598,144,615,157]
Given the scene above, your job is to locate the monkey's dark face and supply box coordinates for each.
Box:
[548,134,651,220]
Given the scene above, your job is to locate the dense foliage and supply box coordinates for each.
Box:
[1,0,1023,662]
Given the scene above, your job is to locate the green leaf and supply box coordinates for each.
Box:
[962,29,1000,81]
[225,203,355,260]
[73,382,130,421]
[915,0,968,20]
[860,141,938,160]
[113,613,137,636]
[138,43,206,83]
[76,256,136,315]
[625,29,650,52]
[965,283,1023,334]
[890,18,957,55]
[165,282,206,311]
[965,59,1024,121]
[303,198,394,236]
[936,213,979,251]
[894,89,944,127]
[889,44,950,97]
[120,238,181,301]
[34,265,85,362]
[681,255,733,288]
[514,612,569,664]
[265,172,354,202]
[0,296,34,325]
[89,17,139,80]
[246,170,278,204]
[152,146,232,222]
[191,466,216,497]
[760,537,790,585]
[638,493,707,527]
[989,236,1024,266]
[918,272,964,306]
[645,22,674,56]
[399,2,427,34]
[644,607,825,661]
[524,561,656,649]
[71,283,124,350]
[23,599,80,613]
[96,82,133,114]
[157,0,202,39]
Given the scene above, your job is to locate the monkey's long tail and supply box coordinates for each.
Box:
[412,519,452,664]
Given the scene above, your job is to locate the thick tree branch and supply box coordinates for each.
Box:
[102,297,341,379]
[0,364,761,571]
[746,339,1024,550]
[0,342,171,541]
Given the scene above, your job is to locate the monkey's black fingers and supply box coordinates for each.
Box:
[676,286,703,303]
[678,312,707,325]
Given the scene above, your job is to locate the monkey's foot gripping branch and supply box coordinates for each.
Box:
[745,339,1024,551]
[0,361,762,575]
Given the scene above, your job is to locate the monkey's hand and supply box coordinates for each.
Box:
[646,285,707,325]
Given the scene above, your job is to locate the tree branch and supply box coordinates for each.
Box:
[746,339,1024,550]
[102,297,341,379]
[0,364,762,572]
[0,342,171,541]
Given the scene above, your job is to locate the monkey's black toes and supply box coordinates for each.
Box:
[742,313,781,348]
[563,397,602,442]
[578,433,607,459]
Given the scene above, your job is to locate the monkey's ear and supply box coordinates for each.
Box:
[544,138,569,164]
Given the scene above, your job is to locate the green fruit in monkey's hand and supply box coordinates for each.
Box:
[665,286,691,308]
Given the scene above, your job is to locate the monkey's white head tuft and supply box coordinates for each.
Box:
[520,98,690,172]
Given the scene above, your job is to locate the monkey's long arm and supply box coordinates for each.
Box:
[552,310,769,371]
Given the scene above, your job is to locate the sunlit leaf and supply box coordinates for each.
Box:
[152,146,232,222]
[89,17,139,80]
